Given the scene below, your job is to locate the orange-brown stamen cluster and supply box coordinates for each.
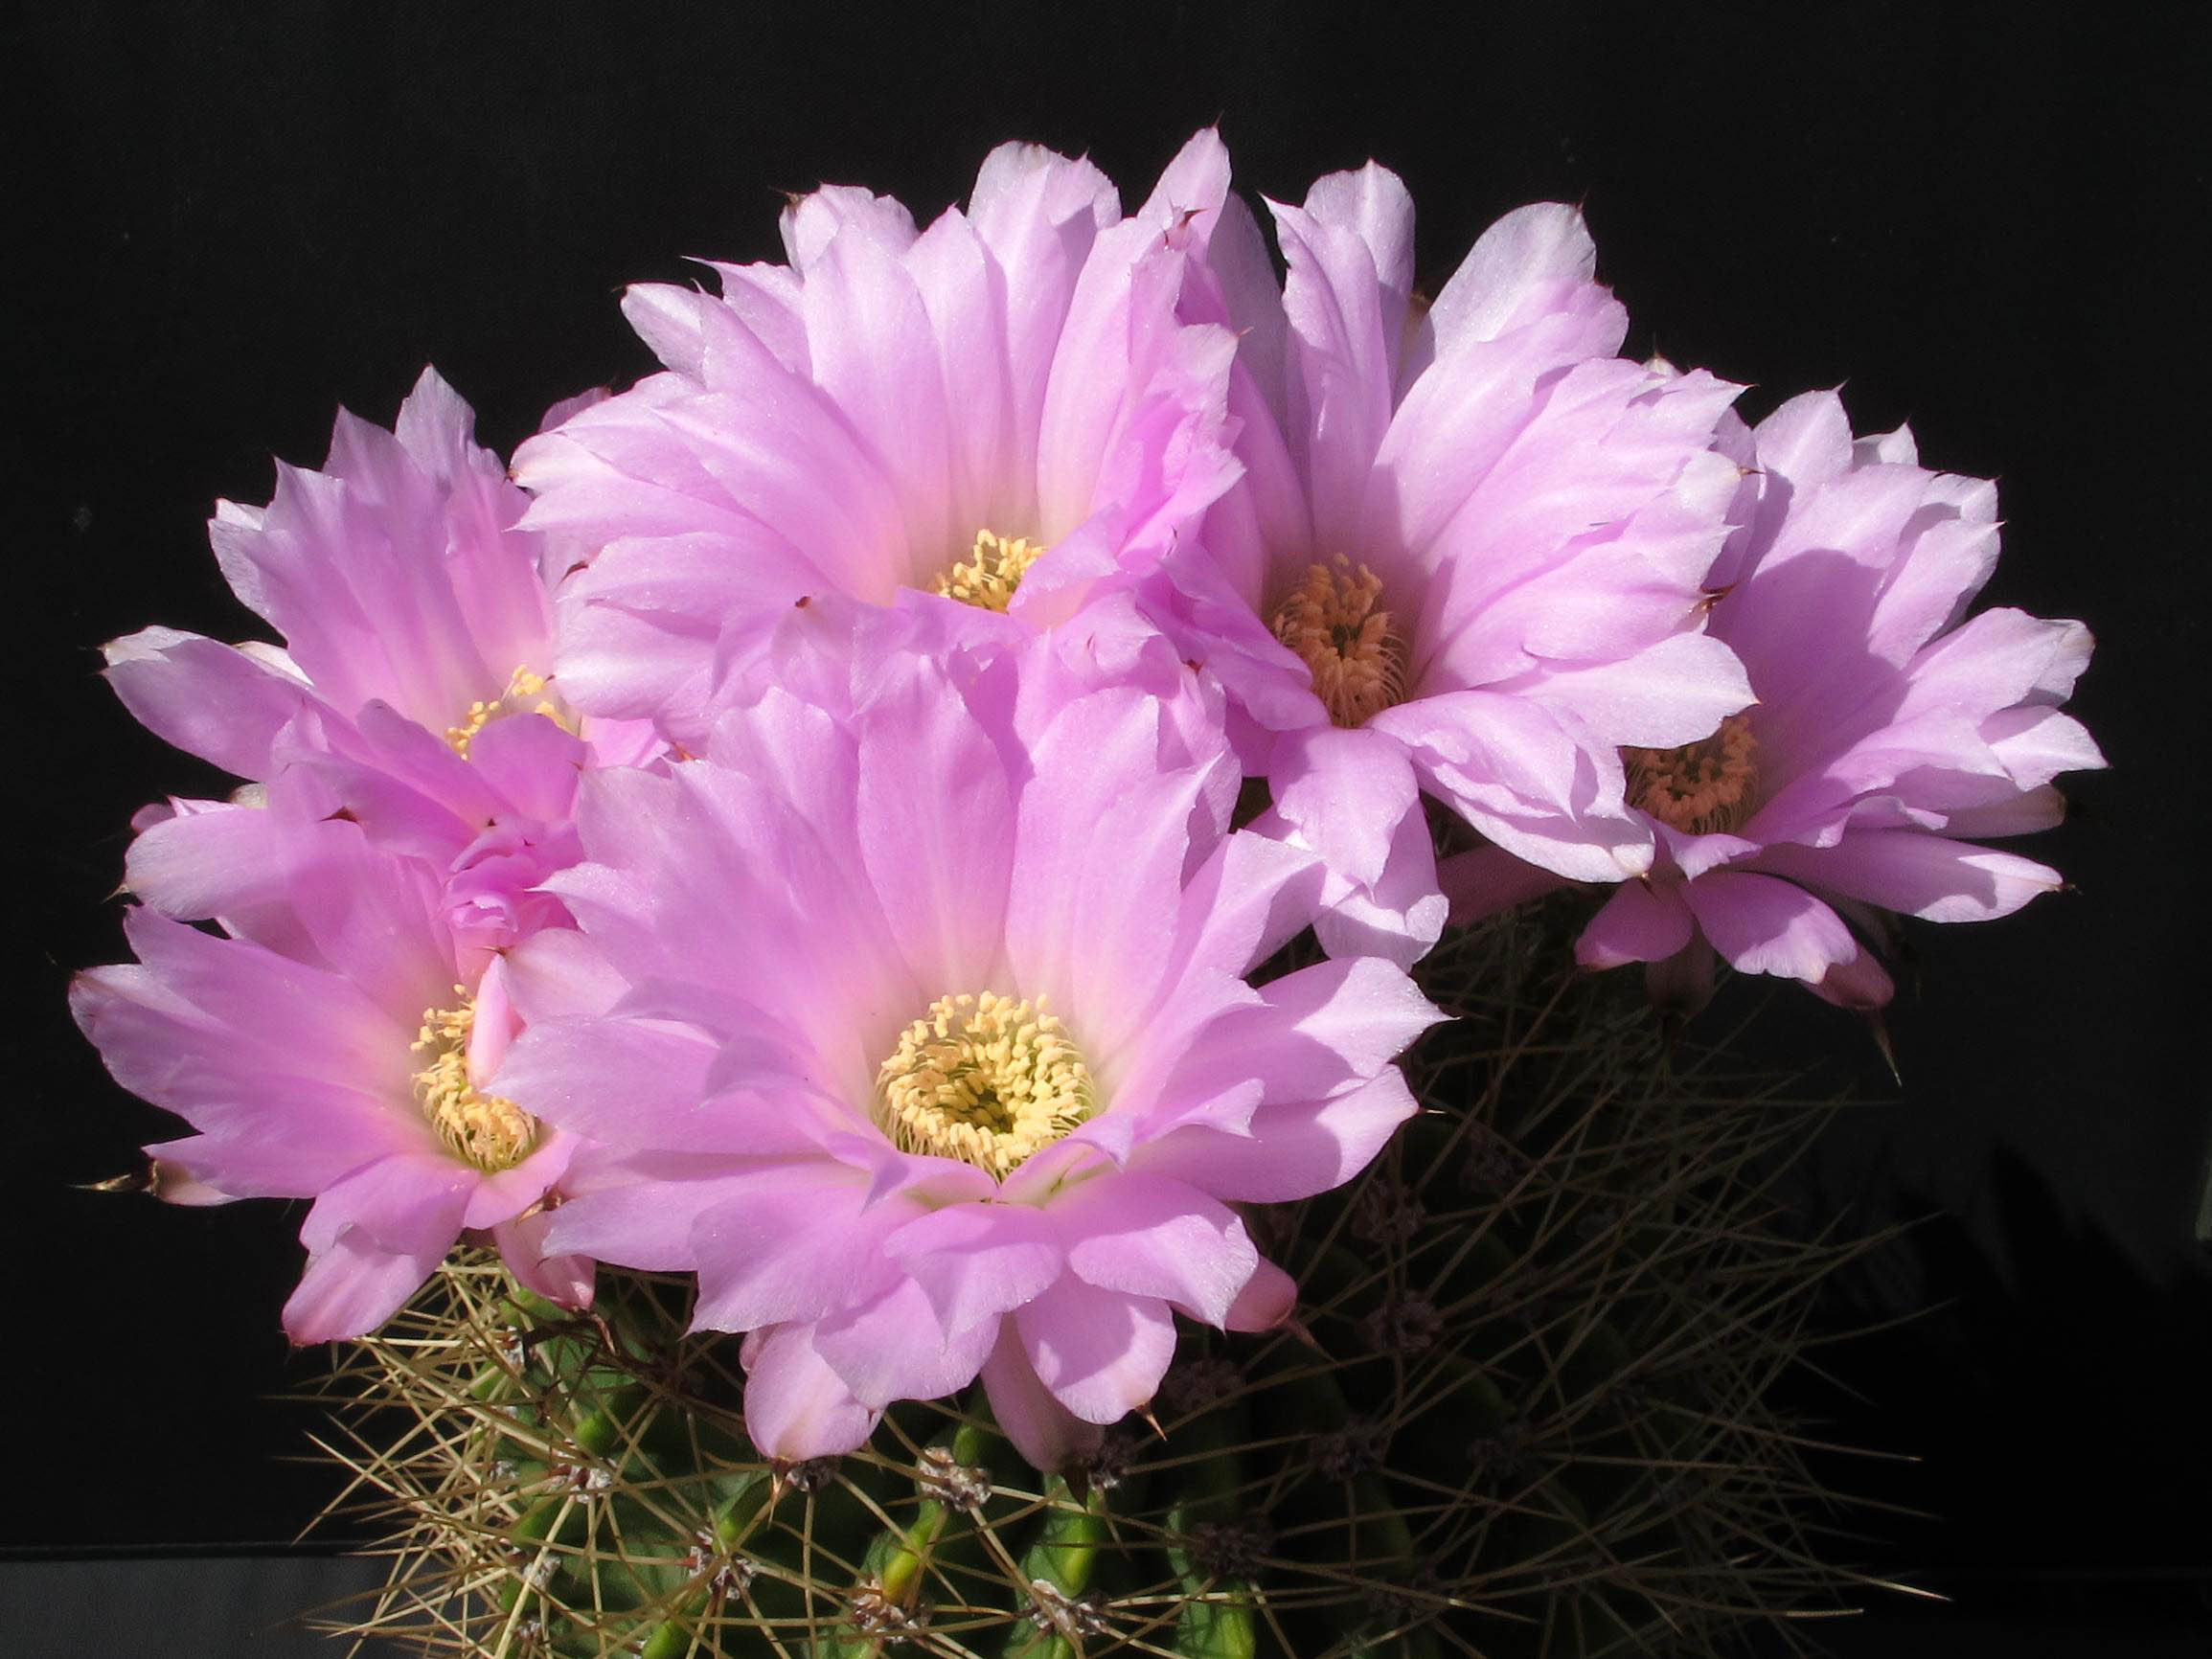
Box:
[1268,557,1409,728]
[1624,712,1759,834]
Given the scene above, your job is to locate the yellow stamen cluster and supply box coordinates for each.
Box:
[874,992,1095,1178]
[446,667,566,759]
[412,989,537,1171]
[933,531,1047,613]
[1268,557,1409,728]
[1624,712,1760,834]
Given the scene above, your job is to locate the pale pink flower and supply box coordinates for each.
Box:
[510,135,1245,751]
[496,629,1442,1469]
[1448,391,2105,1011]
[71,803,587,1342]
[1149,158,1753,964]
[103,369,658,952]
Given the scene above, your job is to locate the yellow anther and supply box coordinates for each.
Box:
[1624,713,1760,835]
[446,666,569,759]
[932,531,1047,613]
[412,987,536,1171]
[1268,557,1409,728]
[875,991,1095,1178]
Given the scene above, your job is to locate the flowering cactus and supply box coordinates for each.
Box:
[320,906,1863,1657]
[66,127,2098,1659]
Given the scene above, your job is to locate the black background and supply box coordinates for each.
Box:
[7,0,2205,1644]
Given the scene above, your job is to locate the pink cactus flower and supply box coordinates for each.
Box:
[1448,390,2105,1011]
[71,804,589,1343]
[1150,158,1754,965]
[494,629,1443,1470]
[510,134,1246,751]
[102,369,660,951]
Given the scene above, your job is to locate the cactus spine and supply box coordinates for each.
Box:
[318,907,1873,1656]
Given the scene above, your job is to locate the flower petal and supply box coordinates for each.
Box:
[980,1320,1103,1472]
[1438,844,1570,926]
[1680,871,1862,987]
[103,626,318,780]
[1015,1277,1176,1425]
[813,1279,1000,1410]
[741,1322,880,1461]
[284,1151,474,1343]
[1053,1172,1259,1328]
[1135,1068,1422,1204]
[689,1174,923,1333]
[1749,831,2063,923]
[1577,879,1696,969]
[883,1203,1066,1333]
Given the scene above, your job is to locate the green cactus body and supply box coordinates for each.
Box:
[318,909,1871,1657]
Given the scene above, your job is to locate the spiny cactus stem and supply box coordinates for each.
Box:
[713,1474,778,1553]
[570,1398,632,1462]
[632,1476,781,1657]
[1158,1390,1261,1659]
[467,1356,524,1404]
[1276,1362,1424,1574]
[636,1616,700,1659]
[994,1476,1109,1659]
[876,1489,954,1605]
[496,1489,583,1621]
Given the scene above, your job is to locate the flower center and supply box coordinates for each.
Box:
[1623,713,1759,834]
[412,989,537,1171]
[1269,557,1409,728]
[932,531,1046,613]
[874,992,1096,1177]
[446,666,570,759]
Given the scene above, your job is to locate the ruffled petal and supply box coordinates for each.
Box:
[883,1203,1065,1333]
[1372,691,1652,882]
[1167,826,1328,984]
[813,1279,1000,1410]
[1006,685,1222,1056]
[1133,1068,1422,1204]
[1576,879,1696,969]
[284,1151,475,1343]
[980,1320,1104,1471]
[1268,190,1402,550]
[1423,202,1618,362]
[857,660,1016,996]
[540,1150,769,1270]
[802,227,955,572]
[103,626,318,779]
[490,1209,595,1309]
[690,1175,924,1333]
[1680,871,1863,988]
[491,1016,733,1151]
[1518,631,1754,752]
[1223,1257,1297,1332]
[1438,845,1571,926]
[1015,1277,1176,1425]
[1051,1171,1260,1328]
[1748,831,2063,922]
[741,1322,880,1461]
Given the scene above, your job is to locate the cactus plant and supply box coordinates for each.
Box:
[315,902,1876,1657]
